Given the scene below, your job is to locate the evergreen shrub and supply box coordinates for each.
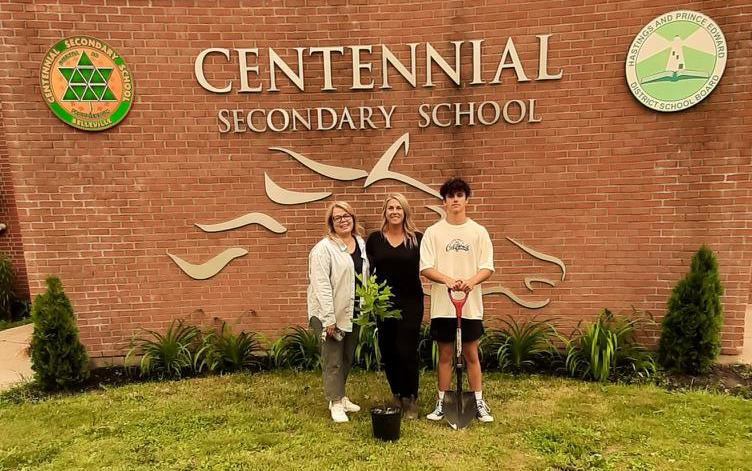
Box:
[30,276,89,390]
[658,245,723,374]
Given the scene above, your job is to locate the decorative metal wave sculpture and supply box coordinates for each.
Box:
[363,133,442,199]
[167,132,567,310]
[167,248,248,280]
[507,237,566,281]
[269,146,368,181]
[264,173,331,205]
[524,277,556,290]
[195,212,287,233]
[482,286,551,310]
[426,205,447,219]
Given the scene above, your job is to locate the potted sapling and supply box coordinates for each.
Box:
[354,273,402,441]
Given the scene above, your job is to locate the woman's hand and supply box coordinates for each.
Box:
[325,324,337,338]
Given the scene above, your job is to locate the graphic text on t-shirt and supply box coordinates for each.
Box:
[445,239,470,252]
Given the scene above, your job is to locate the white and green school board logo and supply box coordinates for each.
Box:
[40,37,134,131]
[626,11,726,112]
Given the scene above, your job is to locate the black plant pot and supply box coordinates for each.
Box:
[370,405,401,441]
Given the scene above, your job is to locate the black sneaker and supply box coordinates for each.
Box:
[476,399,494,422]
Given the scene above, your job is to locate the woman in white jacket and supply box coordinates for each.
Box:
[307,201,370,423]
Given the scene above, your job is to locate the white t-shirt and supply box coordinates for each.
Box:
[419,218,494,320]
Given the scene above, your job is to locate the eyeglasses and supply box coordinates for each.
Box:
[331,214,352,223]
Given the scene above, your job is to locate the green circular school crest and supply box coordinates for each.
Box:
[626,11,726,112]
[40,37,134,131]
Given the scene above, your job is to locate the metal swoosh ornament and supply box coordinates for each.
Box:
[195,212,287,233]
[269,146,368,181]
[264,173,331,205]
[364,133,442,199]
[167,248,248,280]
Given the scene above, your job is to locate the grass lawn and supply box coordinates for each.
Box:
[1,371,751,471]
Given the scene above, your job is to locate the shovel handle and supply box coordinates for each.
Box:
[447,288,467,321]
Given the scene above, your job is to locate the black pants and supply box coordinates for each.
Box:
[377,296,424,398]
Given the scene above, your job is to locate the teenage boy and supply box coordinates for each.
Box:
[419,177,495,422]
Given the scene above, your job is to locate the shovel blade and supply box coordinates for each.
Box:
[443,391,476,429]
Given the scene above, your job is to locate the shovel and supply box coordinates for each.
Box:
[443,288,476,429]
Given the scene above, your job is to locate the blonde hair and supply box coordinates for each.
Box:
[324,201,364,239]
[380,193,418,248]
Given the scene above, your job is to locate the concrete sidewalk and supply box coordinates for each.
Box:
[0,323,33,390]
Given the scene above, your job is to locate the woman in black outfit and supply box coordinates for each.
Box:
[366,193,424,418]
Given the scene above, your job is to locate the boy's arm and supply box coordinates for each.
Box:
[457,269,493,293]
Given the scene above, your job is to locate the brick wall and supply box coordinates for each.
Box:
[1,0,750,357]
[0,102,29,299]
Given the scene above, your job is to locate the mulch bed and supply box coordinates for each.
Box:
[661,364,752,398]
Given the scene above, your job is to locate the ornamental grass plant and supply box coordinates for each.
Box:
[204,322,267,373]
[555,309,656,382]
[490,318,555,372]
[270,325,321,371]
[125,319,204,380]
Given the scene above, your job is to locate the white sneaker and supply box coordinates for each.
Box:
[426,399,444,421]
[476,399,494,423]
[342,396,361,413]
[329,401,349,423]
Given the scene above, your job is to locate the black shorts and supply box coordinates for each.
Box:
[430,318,484,343]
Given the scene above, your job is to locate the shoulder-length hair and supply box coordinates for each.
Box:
[380,193,418,248]
[324,201,365,239]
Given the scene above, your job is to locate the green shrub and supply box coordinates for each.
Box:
[29,276,89,390]
[477,330,502,370]
[11,298,30,321]
[565,315,617,382]
[658,245,723,374]
[0,255,15,321]
[125,319,203,379]
[557,309,656,382]
[270,326,321,370]
[204,322,265,373]
[491,318,554,372]
[0,254,31,323]
[353,274,401,371]
[418,317,554,373]
[417,323,438,370]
